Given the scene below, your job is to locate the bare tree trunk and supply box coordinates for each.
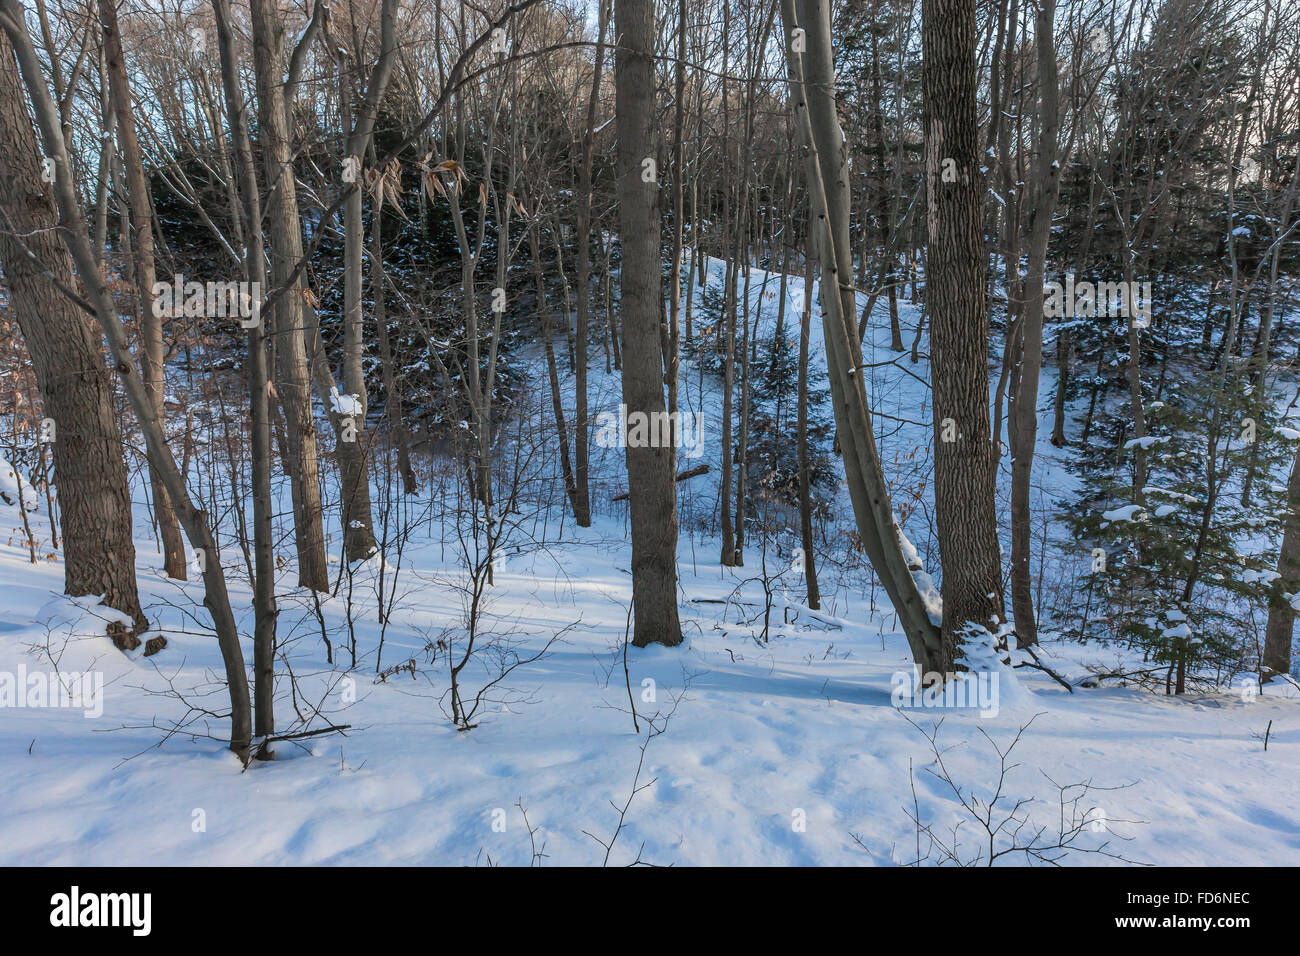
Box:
[1264,442,1300,682]
[1,3,252,760]
[336,0,399,561]
[666,0,685,445]
[0,28,146,645]
[1007,0,1061,648]
[797,253,821,610]
[370,169,417,495]
[870,27,903,352]
[528,215,580,517]
[99,0,187,581]
[782,0,947,673]
[211,0,276,754]
[718,2,737,567]
[921,0,1006,647]
[616,0,682,647]
[248,0,329,591]
[571,0,607,528]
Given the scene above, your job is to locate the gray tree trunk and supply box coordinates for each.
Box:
[248,0,330,590]
[1007,0,1062,647]
[100,0,187,582]
[616,0,683,647]
[212,0,278,755]
[782,0,948,673]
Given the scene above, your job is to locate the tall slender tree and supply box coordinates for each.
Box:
[616,0,683,647]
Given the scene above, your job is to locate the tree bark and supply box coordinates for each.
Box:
[1,1,252,759]
[212,0,277,755]
[0,28,146,644]
[248,0,329,591]
[616,0,683,647]
[1007,0,1062,648]
[99,0,187,581]
[797,253,821,610]
[336,0,398,561]
[782,0,947,673]
[921,0,1006,647]
[571,0,607,528]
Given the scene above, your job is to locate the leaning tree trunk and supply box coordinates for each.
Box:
[781,0,947,674]
[0,28,146,646]
[0,3,252,760]
[99,0,187,581]
[920,0,1006,649]
[616,0,683,647]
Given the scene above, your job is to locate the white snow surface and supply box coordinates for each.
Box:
[0,252,1297,866]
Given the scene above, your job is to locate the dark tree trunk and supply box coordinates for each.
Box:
[922,0,1006,648]
[1,3,252,759]
[0,29,146,645]
[616,0,683,647]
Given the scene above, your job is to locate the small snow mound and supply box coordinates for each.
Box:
[0,455,38,512]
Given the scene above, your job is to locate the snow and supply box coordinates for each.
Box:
[1123,435,1168,450]
[1,252,1297,867]
[0,454,38,511]
[1102,505,1145,522]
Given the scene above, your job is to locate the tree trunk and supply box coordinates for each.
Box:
[370,172,417,495]
[211,0,277,756]
[571,0,607,528]
[336,0,398,561]
[1,3,252,760]
[921,0,1006,648]
[797,254,821,610]
[99,0,187,581]
[615,0,683,647]
[248,0,329,591]
[782,0,947,673]
[0,28,146,645]
[1007,0,1061,647]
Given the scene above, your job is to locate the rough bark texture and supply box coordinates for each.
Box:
[212,0,277,753]
[337,0,398,561]
[797,254,821,610]
[572,0,607,528]
[616,0,683,647]
[1,1,251,758]
[0,29,146,643]
[921,0,1006,647]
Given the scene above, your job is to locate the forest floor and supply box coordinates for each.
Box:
[0,259,1297,865]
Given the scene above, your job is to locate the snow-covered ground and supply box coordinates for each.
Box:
[0,257,1297,866]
